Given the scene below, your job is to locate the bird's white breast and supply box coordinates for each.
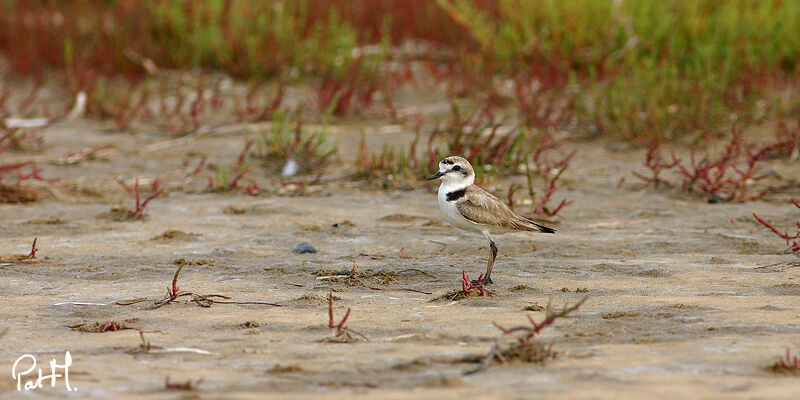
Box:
[437,182,484,233]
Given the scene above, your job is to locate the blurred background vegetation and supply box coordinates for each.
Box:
[1,0,798,141]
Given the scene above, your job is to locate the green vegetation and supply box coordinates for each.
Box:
[255,115,337,172]
[1,0,798,141]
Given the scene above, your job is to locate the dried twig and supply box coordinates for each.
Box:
[3,91,85,128]
[61,145,114,165]
[117,265,278,309]
[165,376,203,391]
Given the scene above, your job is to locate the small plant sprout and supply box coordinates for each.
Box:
[151,265,231,308]
[256,117,337,174]
[467,296,588,375]
[461,270,487,297]
[102,322,120,332]
[207,139,259,193]
[506,182,521,209]
[329,292,350,336]
[27,237,38,259]
[0,237,40,262]
[183,156,206,181]
[511,72,576,129]
[753,198,800,256]
[0,130,47,201]
[493,296,588,344]
[235,82,284,122]
[244,182,260,195]
[632,125,793,202]
[780,349,800,369]
[632,139,678,187]
[439,270,490,301]
[324,293,366,342]
[162,265,188,305]
[525,149,575,219]
[770,348,800,375]
[116,177,165,219]
[137,329,154,352]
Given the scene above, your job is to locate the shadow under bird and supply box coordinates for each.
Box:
[427,156,555,284]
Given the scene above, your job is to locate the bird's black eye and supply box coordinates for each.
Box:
[452,165,461,171]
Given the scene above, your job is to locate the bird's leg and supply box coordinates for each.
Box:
[472,232,496,285]
[484,240,497,284]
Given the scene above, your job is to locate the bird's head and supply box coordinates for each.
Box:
[426,156,475,186]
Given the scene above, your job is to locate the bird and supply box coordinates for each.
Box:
[426,156,555,284]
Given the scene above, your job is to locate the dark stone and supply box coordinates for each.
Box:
[292,242,317,254]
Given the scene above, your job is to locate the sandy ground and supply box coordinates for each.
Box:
[2,119,800,399]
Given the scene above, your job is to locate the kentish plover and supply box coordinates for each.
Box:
[427,156,555,284]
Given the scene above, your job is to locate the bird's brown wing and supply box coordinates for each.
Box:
[456,186,555,233]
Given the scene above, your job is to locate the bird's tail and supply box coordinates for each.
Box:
[519,217,556,233]
[535,223,556,233]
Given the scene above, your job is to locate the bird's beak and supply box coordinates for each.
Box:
[426,171,445,180]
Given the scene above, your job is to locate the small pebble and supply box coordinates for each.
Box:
[281,157,299,177]
[292,242,317,254]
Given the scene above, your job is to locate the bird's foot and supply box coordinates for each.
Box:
[471,276,493,285]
